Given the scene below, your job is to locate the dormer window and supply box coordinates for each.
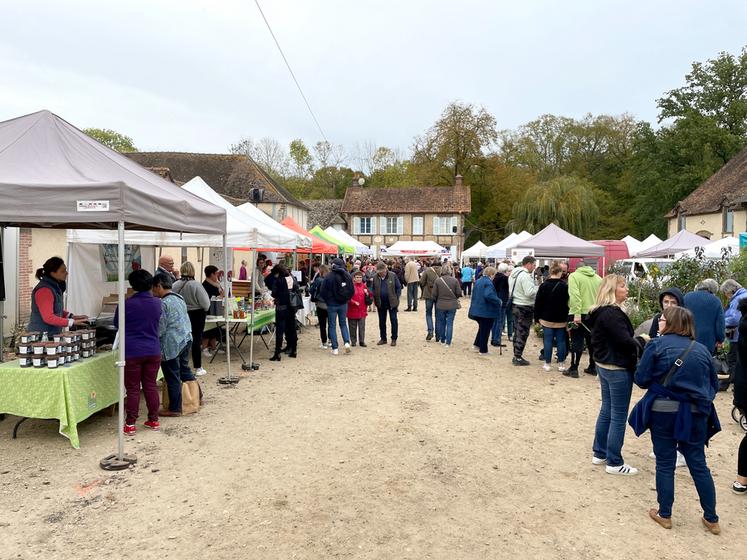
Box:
[677,210,686,231]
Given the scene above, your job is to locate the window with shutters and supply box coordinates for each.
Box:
[433,216,452,235]
[412,216,424,235]
[385,216,399,234]
[357,217,372,234]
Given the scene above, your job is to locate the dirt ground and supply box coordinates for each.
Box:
[1,308,744,559]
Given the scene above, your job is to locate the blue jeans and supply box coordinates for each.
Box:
[425,298,435,335]
[491,305,506,345]
[407,283,419,310]
[650,411,718,522]
[435,308,456,344]
[592,366,633,467]
[326,303,350,350]
[504,302,513,339]
[542,327,567,363]
[161,342,196,412]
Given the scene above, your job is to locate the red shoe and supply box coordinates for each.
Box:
[123,424,136,436]
[144,420,160,431]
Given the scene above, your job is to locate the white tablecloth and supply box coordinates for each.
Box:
[296,296,312,325]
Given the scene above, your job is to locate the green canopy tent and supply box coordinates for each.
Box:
[309,225,355,254]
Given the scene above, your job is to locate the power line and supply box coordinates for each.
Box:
[253,0,328,143]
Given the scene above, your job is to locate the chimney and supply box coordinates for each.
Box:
[455,175,463,188]
[352,176,365,188]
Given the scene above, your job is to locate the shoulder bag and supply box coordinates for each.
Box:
[439,277,461,309]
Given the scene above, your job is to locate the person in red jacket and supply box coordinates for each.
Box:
[347,270,370,347]
[27,257,88,335]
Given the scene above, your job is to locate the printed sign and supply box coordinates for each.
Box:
[100,244,142,282]
[510,248,535,262]
[77,200,110,212]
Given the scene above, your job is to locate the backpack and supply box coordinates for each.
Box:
[332,269,355,303]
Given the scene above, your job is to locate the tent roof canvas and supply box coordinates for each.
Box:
[621,235,643,256]
[236,202,311,250]
[485,231,533,258]
[0,110,226,233]
[280,217,337,254]
[384,240,448,257]
[513,224,604,257]
[324,227,372,254]
[637,229,709,258]
[309,225,354,254]
[675,235,740,259]
[462,241,489,258]
[636,234,663,255]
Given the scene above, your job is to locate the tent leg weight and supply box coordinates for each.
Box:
[99,453,137,471]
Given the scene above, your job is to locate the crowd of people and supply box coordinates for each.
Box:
[25,250,747,533]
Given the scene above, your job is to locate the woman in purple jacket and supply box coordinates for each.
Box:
[113,269,162,436]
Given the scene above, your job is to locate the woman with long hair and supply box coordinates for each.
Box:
[587,274,646,476]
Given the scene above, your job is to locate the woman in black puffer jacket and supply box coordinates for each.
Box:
[587,274,647,477]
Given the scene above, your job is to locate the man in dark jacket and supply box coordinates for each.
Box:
[649,287,684,338]
[683,279,725,355]
[320,258,354,355]
[419,260,442,341]
[373,262,402,346]
[491,263,509,347]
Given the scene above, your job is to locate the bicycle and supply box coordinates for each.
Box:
[731,406,747,432]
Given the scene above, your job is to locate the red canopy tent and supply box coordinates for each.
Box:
[281,217,338,254]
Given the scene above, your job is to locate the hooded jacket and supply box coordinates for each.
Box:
[735,298,747,411]
[508,267,538,307]
[725,287,747,342]
[683,289,725,353]
[320,265,354,305]
[419,264,442,299]
[648,287,684,338]
[568,266,602,318]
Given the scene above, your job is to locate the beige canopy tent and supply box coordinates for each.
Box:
[0,110,228,470]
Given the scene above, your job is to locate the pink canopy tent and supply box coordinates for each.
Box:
[513,223,605,257]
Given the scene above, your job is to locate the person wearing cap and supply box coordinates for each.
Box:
[320,258,354,355]
[373,261,402,346]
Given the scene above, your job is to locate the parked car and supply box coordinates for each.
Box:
[616,258,674,283]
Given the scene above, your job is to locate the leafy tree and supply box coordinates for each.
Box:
[411,101,498,185]
[84,128,137,152]
[289,138,312,178]
[509,175,599,236]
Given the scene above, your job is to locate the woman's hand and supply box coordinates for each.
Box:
[73,318,90,327]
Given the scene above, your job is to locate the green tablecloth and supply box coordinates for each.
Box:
[205,308,276,332]
[0,352,118,449]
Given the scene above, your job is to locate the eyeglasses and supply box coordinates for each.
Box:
[658,317,666,322]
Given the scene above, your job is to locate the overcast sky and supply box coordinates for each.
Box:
[1,0,745,158]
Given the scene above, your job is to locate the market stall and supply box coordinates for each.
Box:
[636,229,708,258]
[485,231,533,259]
[461,240,489,262]
[324,226,372,255]
[674,235,740,259]
[383,240,449,257]
[0,110,227,465]
[280,217,337,254]
[309,225,355,254]
[512,224,605,258]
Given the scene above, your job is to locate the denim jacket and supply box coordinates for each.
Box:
[159,292,192,361]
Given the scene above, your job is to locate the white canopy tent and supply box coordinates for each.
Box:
[485,231,533,259]
[633,234,663,256]
[637,230,708,258]
[383,240,449,257]
[236,202,312,251]
[461,241,489,261]
[675,235,740,259]
[0,110,228,469]
[621,235,643,257]
[324,227,371,255]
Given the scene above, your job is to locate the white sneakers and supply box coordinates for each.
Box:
[542,363,552,372]
[557,362,567,372]
[202,348,213,358]
[592,456,606,465]
[195,367,207,377]
[606,464,638,476]
[471,345,480,353]
[331,348,339,355]
[319,342,328,349]
[649,450,687,468]
[344,342,351,354]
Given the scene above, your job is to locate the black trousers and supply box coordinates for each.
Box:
[739,432,747,478]
[473,316,493,353]
[570,314,595,367]
[317,306,328,344]
[187,308,206,369]
[274,308,298,354]
[377,306,398,341]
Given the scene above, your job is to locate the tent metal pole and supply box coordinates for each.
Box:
[249,249,256,369]
[224,235,231,381]
[100,221,135,470]
[0,227,4,363]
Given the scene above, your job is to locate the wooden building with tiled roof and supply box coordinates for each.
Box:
[667,145,747,239]
[341,175,471,258]
[125,152,309,228]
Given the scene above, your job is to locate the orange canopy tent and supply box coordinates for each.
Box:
[280,217,338,254]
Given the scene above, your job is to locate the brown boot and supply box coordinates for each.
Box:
[648,509,672,529]
[702,517,721,535]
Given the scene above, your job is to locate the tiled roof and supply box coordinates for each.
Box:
[341,185,471,214]
[124,152,308,210]
[668,145,747,216]
[302,199,346,229]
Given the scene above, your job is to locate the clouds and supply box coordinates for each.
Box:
[0,0,745,156]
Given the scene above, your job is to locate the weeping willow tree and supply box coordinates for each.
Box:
[508,175,598,236]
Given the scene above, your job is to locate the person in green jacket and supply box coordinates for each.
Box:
[567,260,602,377]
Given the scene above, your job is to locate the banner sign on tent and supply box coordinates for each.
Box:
[101,244,141,282]
[740,233,747,250]
[511,248,535,262]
